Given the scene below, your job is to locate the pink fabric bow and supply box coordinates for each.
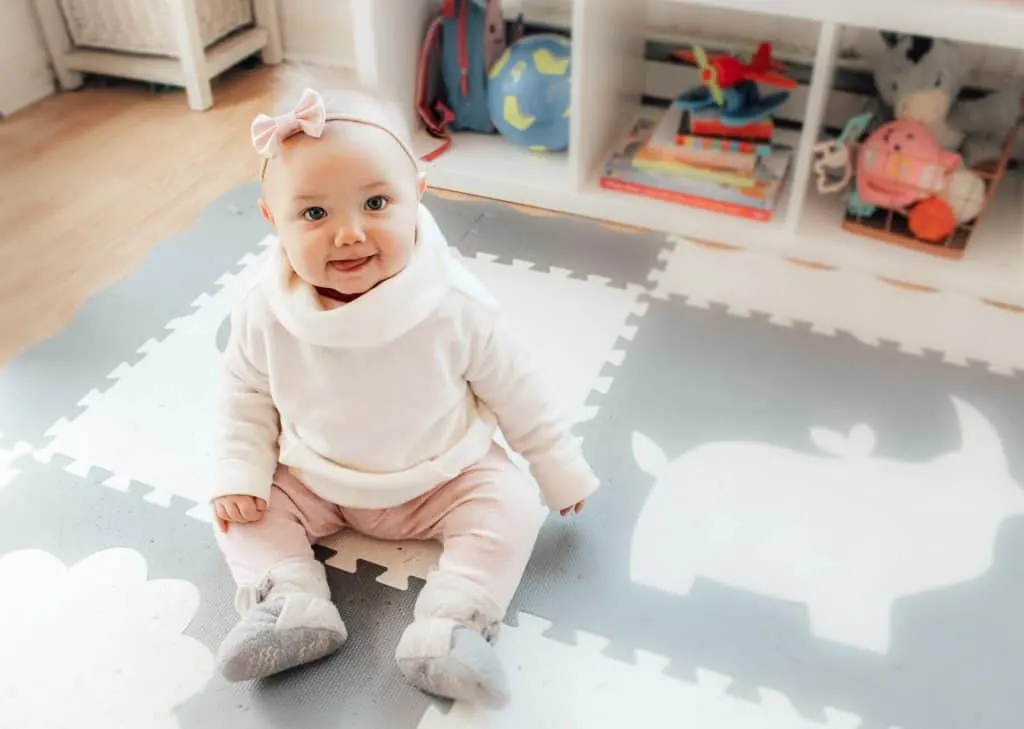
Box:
[250,88,328,157]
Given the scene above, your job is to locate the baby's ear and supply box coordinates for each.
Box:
[258,198,275,227]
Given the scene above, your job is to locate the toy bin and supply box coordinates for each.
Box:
[56,0,254,57]
[816,112,1023,260]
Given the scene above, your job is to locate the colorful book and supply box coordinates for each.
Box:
[612,112,792,202]
[601,114,790,217]
[629,146,793,198]
[639,105,761,173]
[599,176,772,222]
[675,132,774,157]
[633,141,758,174]
[676,105,775,141]
[630,155,760,188]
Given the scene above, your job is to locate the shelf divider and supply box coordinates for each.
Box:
[351,0,436,138]
[569,0,648,190]
[784,20,841,239]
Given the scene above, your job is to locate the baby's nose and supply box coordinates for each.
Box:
[333,221,366,246]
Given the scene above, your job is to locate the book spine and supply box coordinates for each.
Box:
[635,146,757,174]
[631,157,757,189]
[674,135,773,156]
[688,119,774,141]
[599,176,772,222]
[607,160,776,206]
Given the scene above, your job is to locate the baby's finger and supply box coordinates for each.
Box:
[213,506,226,532]
[224,500,245,523]
[255,498,268,512]
[238,498,262,522]
[236,499,255,522]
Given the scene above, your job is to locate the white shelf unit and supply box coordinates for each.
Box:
[32,0,283,111]
[351,0,1024,305]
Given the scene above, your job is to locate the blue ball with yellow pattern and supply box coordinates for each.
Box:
[486,33,572,152]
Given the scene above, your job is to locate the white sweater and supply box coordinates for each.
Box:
[212,204,599,511]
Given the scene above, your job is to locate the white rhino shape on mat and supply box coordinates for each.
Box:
[630,397,1024,654]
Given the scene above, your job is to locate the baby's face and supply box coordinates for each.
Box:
[260,122,421,298]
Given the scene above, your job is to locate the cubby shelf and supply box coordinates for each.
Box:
[351,0,1024,306]
[662,0,1024,51]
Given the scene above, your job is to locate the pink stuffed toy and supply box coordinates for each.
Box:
[856,118,962,210]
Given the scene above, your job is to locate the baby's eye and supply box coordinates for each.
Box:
[302,206,327,221]
[364,195,389,212]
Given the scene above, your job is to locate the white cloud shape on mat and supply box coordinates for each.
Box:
[0,547,213,729]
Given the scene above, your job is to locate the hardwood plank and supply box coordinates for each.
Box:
[0,63,286,365]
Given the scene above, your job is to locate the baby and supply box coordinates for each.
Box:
[210,83,599,709]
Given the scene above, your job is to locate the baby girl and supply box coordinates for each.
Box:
[210,83,599,709]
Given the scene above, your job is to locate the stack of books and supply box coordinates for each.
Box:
[599,101,793,221]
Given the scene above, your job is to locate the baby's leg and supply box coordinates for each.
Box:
[214,467,347,682]
[384,444,544,708]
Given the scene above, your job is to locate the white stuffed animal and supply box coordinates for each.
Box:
[870,31,1023,168]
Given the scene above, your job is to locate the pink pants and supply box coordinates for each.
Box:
[215,442,544,613]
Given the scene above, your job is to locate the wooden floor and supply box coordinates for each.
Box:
[0,63,285,365]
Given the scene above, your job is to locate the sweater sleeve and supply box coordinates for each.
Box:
[210,295,281,503]
[464,306,600,511]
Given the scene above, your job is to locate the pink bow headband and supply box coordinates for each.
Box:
[250,88,419,178]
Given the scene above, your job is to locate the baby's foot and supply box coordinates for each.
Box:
[217,592,347,682]
[395,618,509,708]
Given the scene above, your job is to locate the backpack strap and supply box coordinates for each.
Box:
[416,14,455,161]
[457,0,470,96]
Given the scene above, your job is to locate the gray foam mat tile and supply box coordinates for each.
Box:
[506,295,1024,729]
[421,191,489,247]
[0,183,269,447]
[424,191,668,288]
[0,458,437,728]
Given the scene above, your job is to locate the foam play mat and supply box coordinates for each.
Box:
[3,184,1024,729]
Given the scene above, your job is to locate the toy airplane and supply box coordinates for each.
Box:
[673,42,797,95]
[672,42,796,125]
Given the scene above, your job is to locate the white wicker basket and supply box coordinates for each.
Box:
[58,0,254,57]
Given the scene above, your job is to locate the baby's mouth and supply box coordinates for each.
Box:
[330,255,374,272]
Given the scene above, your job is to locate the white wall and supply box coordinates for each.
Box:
[278,0,357,67]
[0,0,55,116]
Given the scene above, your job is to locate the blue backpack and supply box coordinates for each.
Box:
[417,0,522,160]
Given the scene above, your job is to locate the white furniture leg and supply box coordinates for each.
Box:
[30,0,83,90]
[253,0,283,65]
[168,0,213,111]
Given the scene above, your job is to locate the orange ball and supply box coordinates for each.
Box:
[909,197,957,242]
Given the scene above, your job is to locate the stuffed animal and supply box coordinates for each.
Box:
[856,118,962,209]
[869,31,1023,168]
[948,85,1024,169]
[870,33,968,151]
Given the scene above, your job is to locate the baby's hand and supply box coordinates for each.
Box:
[559,500,585,517]
[214,494,267,533]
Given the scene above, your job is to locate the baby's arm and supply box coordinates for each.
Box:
[212,298,282,521]
[464,307,599,514]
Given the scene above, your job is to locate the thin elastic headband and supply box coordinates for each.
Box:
[250,88,419,179]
